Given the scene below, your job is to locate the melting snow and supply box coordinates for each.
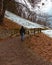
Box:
[42,30,52,38]
[5,10,43,29]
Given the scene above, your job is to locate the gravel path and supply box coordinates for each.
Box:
[0,37,52,65]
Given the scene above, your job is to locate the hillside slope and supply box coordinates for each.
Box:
[0,18,52,63]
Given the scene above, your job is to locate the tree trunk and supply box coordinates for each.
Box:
[0,0,7,24]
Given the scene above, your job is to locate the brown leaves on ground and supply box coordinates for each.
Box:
[25,33,52,62]
[3,18,21,29]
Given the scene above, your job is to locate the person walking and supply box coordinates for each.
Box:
[20,26,25,41]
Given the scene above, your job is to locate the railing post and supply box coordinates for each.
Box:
[34,28,35,35]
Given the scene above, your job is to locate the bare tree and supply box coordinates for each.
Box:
[15,1,36,21]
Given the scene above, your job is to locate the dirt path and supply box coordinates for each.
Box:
[0,37,52,65]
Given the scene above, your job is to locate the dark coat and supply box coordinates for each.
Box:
[20,26,25,35]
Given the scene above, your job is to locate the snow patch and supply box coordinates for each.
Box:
[5,10,43,29]
[42,30,52,38]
